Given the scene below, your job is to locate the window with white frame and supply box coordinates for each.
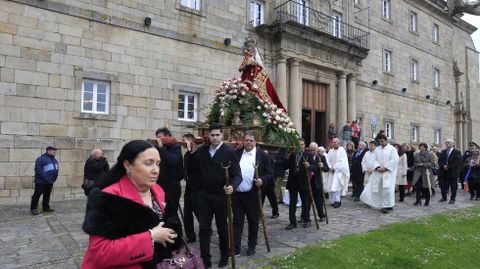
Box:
[332,12,342,38]
[382,0,391,20]
[296,0,309,25]
[384,49,392,72]
[180,0,200,10]
[434,129,441,144]
[412,125,419,142]
[178,92,198,121]
[411,60,418,81]
[249,1,264,27]
[434,68,440,88]
[410,12,417,32]
[385,121,393,139]
[81,80,109,114]
[432,23,439,42]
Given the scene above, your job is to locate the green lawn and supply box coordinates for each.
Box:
[271,207,480,269]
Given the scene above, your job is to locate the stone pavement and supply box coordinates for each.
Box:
[0,189,478,269]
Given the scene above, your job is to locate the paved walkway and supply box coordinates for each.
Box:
[0,189,478,269]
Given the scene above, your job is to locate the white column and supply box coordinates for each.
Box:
[289,58,301,132]
[276,56,288,108]
[337,72,347,130]
[347,74,356,122]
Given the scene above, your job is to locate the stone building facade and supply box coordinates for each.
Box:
[0,0,478,203]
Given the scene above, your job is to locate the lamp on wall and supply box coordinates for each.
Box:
[401,88,407,93]
[372,80,378,86]
[426,95,431,100]
[446,100,451,105]
[144,17,152,26]
[224,38,231,46]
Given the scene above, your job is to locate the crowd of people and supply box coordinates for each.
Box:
[27,122,480,268]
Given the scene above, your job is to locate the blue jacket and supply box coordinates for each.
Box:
[34,153,59,184]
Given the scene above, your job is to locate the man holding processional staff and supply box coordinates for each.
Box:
[196,123,242,268]
[233,130,273,256]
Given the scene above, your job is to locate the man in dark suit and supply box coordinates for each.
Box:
[197,124,242,268]
[285,138,315,230]
[261,150,279,219]
[438,139,462,204]
[182,133,202,243]
[155,127,184,214]
[308,142,328,222]
[351,142,368,201]
[233,130,273,256]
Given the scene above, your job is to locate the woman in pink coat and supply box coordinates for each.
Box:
[81,140,182,269]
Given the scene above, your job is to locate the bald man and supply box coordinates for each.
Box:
[308,142,328,222]
[438,139,462,204]
[82,148,109,195]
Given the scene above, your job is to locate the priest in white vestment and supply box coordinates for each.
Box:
[360,135,399,213]
[325,138,350,208]
[361,141,379,186]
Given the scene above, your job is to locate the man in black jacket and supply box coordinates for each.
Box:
[155,127,184,214]
[82,148,110,195]
[285,138,315,230]
[182,133,202,243]
[273,149,288,205]
[197,124,242,268]
[233,131,273,256]
[438,139,462,204]
[351,142,368,201]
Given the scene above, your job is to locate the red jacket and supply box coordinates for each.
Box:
[81,176,165,269]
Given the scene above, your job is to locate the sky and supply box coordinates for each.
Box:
[462,14,480,50]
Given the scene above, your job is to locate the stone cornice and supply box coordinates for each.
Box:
[411,0,478,34]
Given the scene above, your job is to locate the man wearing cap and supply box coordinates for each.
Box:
[30,146,59,215]
[438,139,462,204]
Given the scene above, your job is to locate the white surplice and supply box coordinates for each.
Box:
[325,146,350,196]
[361,150,378,186]
[360,144,399,209]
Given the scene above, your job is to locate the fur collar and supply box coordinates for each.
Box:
[83,188,182,268]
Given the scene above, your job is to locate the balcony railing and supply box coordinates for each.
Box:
[275,0,369,49]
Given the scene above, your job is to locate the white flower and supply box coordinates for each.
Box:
[262,113,268,117]
[232,95,237,99]
[275,115,281,121]
[240,91,245,96]
[267,119,272,123]
[264,104,269,109]
[287,122,294,127]
[273,120,277,125]
[257,106,262,110]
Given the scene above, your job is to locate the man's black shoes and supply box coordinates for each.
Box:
[30,209,39,215]
[285,223,297,230]
[43,208,55,213]
[218,256,229,268]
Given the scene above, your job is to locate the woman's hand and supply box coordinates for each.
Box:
[150,222,177,247]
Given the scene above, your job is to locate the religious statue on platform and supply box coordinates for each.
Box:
[447,0,480,16]
[239,37,287,111]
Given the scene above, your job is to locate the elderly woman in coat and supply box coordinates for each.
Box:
[412,143,435,206]
[394,144,408,202]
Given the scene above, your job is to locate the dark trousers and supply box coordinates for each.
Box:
[184,188,200,241]
[467,178,480,198]
[352,137,359,148]
[30,183,53,210]
[232,190,259,252]
[351,174,364,198]
[311,186,325,218]
[440,175,458,200]
[261,185,278,216]
[415,178,430,205]
[198,190,229,261]
[398,185,405,201]
[288,188,310,224]
[162,182,181,214]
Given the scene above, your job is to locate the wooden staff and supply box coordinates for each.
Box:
[254,162,271,252]
[304,157,319,230]
[222,161,236,269]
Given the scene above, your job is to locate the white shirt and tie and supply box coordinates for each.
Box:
[209,142,223,157]
[237,147,257,192]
